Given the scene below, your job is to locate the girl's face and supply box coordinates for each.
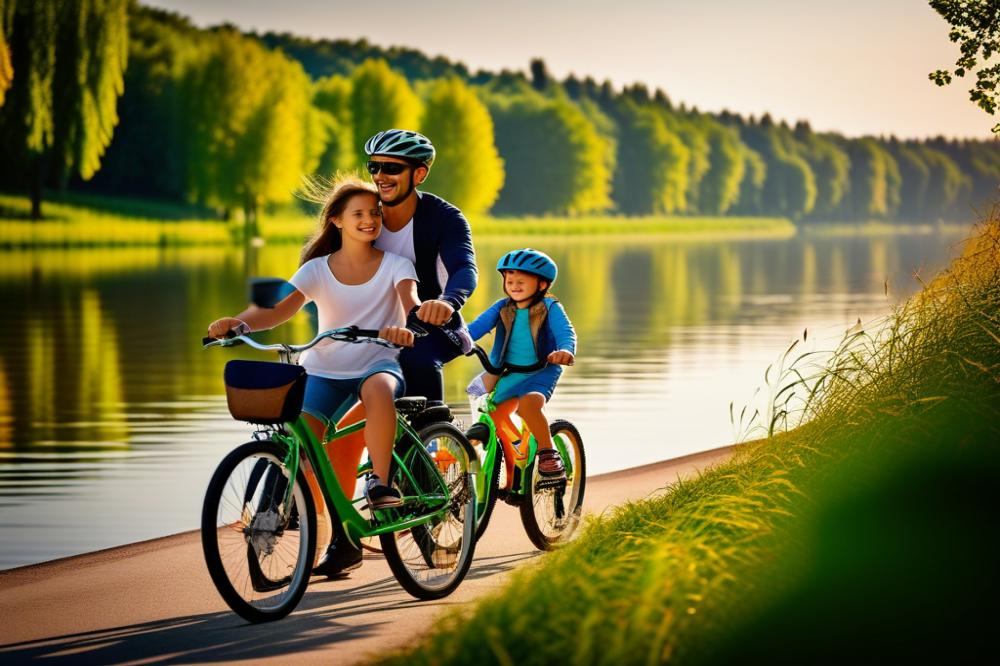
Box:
[333,193,381,243]
[503,269,548,304]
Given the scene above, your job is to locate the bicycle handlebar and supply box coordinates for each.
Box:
[201,325,397,352]
[466,344,548,376]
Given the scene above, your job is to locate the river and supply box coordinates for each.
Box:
[0,229,968,568]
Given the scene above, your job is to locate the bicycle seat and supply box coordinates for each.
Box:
[394,397,427,415]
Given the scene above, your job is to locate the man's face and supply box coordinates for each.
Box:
[369,155,426,207]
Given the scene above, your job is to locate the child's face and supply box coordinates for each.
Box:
[503,270,548,303]
[333,193,382,242]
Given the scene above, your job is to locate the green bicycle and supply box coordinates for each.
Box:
[463,344,586,550]
[200,327,478,623]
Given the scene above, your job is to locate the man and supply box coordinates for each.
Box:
[315,129,478,576]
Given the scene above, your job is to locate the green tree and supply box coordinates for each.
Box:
[739,117,816,219]
[698,120,746,215]
[313,74,355,175]
[663,112,711,212]
[794,123,851,220]
[82,5,201,201]
[349,59,422,165]
[928,0,1000,133]
[490,93,611,215]
[184,29,323,232]
[611,102,690,215]
[888,140,931,220]
[917,144,970,220]
[0,0,128,219]
[419,77,504,216]
[842,137,901,219]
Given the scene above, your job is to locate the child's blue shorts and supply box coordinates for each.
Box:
[493,364,563,405]
[301,360,405,426]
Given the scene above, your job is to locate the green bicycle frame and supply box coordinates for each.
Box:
[270,413,455,547]
[472,396,574,509]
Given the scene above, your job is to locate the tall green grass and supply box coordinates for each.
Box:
[380,206,1000,665]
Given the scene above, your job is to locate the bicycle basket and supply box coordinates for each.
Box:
[223,360,307,425]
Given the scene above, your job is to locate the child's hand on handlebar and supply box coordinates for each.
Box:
[207,318,250,339]
[380,325,415,347]
[547,350,575,366]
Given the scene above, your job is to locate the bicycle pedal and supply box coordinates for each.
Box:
[536,477,568,490]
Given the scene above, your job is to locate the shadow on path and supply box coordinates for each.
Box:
[0,551,540,664]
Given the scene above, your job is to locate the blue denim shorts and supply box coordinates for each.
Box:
[301,360,405,426]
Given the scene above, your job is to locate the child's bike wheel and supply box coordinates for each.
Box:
[201,440,317,623]
[380,422,478,600]
[519,420,586,551]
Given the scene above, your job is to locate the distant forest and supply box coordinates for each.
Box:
[2,2,997,223]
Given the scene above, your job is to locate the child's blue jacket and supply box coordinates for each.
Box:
[467,296,577,369]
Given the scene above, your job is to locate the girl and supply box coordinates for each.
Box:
[207,176,419,508]
[467,248,577,479]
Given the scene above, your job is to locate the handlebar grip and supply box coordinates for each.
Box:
[351,328,380,338]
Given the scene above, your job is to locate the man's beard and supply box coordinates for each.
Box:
[380,172,415,207]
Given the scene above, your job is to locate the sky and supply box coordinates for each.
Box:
[143,0,995,140]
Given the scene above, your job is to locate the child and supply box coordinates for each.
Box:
[207,176,419,508]
[467,248,577,479]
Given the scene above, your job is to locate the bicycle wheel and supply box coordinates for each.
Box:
[519,420,586,551]
[380,422,478,600]
[467,423,501,541]
[201,440,317,622]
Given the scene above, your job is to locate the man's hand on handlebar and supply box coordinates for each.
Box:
[415,299,455,327]
[207,318,250,339]
[547,350,575,366]
[380,325,415,347]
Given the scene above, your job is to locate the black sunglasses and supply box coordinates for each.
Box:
[366,160,411,176]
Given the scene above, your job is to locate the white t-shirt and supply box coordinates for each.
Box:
[288,251,417,379]
[374,214,449,293]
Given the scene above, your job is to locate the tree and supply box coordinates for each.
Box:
[698,121,746,215]
[611,102,690,215]
[842,138,898,219]
[0,0,129,219]
[349,59,422,165]
[81,5,201,201]
[419,77,504,216]
[313,74,355,175]
[489,93,611,215]
[183,29,323,232]
[928,0,1000,133]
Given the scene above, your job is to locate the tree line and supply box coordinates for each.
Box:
[1,2,997,224]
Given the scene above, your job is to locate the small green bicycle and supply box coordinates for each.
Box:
[200,327,478,623]
[463,344,586,550]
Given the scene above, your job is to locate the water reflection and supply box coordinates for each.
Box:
[0,231,967,568]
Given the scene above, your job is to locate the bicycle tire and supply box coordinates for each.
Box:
[467,424,502,541]
[380,422,478,600]
[519,420,586,551]
[201,440,317,622]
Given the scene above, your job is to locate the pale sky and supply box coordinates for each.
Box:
[144,0,995,140]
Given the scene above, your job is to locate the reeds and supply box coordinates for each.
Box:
[380,204,1000,665]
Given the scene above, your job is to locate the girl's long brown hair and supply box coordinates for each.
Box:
[298,175,379,265]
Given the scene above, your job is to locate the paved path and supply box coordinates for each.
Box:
[0,446,732,665]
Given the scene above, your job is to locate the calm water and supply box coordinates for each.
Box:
[0,230,968,569]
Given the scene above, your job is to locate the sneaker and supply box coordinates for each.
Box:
[365,475,404,509]
[313,537,363,578]
[536,448,566,479]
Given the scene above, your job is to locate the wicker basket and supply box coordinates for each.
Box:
[224,360,307,425]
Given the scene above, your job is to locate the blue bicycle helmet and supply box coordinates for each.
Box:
[496,248,558,283]
[364,129,436,168]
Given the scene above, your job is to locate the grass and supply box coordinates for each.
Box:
[1,192,795,247]
[378,205,1000,665]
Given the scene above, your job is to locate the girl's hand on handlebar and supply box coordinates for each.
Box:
[208,318,249,339]
[380,325,415,347]
[548,350,575,366]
